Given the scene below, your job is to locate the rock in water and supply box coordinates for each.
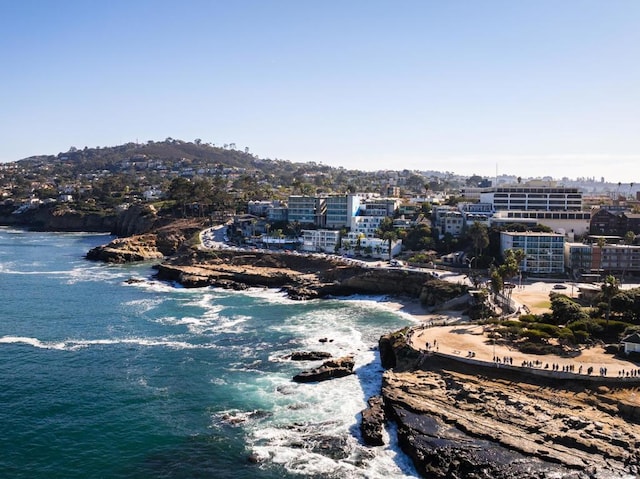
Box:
[288,351,333,361]
[292,356,355,383]
[360,395,386,446]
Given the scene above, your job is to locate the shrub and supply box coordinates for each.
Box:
[518,314,538,323]
[521,329,550,342]
[572,330,590,344]
[557,328,576,344]
[519,341,557,355]
[528,323,561,336]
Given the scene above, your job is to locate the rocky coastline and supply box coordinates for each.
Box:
[152,248,466,304]
[80,225,640,478]
[372,329,640,478]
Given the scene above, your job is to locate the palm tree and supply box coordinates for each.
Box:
[601,275,619,328]
[382,231,398,261]
[468,221,489,258]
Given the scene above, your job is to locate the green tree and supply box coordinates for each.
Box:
[402,223,433,251]
[550,294,588,325]
[167,177,192,216]
[601,275,620,328]
[624,231,636,245]
[468,221,489,257]
[382,230,398,261]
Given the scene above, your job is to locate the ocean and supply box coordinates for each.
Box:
[0,228,419,479]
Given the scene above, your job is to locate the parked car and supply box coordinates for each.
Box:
[553,284,568,290]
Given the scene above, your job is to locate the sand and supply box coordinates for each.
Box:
[384,281,640,378]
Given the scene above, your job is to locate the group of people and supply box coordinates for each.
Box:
[489,358,619,378]
[494,356,513,365]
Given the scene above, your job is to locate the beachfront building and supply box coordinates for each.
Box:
[564,243,593,278]
[287,195,326,227]
[565,242,640,278]
[341,232,401,259]
[500,231,565,275]
[491,210,592,239]
[350,215,385,238]
[300,229,340,253]
[477,182,588,239]
[324,194,360,229]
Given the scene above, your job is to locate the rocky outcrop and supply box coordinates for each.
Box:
[378,329,422,370]
[86,234,164,263]
[378,329,640,478]
[155,250,468,303]
[86,217,208,263]
[292,356,355,383]
[360,395,386,446]
[287,351,333,361]
[111,204,158,236]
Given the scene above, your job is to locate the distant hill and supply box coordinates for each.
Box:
[18,139,272,175]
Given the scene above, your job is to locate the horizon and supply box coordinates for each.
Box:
[1,1,639,183]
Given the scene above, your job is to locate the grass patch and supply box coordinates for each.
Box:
[531,300,551,310]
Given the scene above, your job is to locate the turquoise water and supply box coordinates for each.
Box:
[0,229,418,478]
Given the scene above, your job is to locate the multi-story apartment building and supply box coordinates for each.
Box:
[359,197,400,217]
[324,194,360,229]
[491,210,591,237]
[590,208,640,236]
[287,195,326,226]
[500,231,565,275]
[481,184,583,211]
[350,215,385,238]
[564,243,593,277]
[442,211,464,237]
[565,242,640,278]
[341,232,402,259]
[300,229,340,253]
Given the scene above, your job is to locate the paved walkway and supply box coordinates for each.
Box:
[410,323,640,379]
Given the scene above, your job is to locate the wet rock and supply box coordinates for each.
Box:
[292,356,355,383]
[288,351,333,361]
[360,395,386,446]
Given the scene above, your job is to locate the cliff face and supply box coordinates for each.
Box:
[0,203,162,234]
[86,217,207,263]
[378,330,640,478]
[111,204,158,236]
[0,206,116,232]
[154,250,464,302]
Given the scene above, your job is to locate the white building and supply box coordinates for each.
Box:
[341,232,402,259]
[301,229,340,253]
[350,215,385,238]
[481,183,583,211]
[500,231,565,275]
[491,210,591,238]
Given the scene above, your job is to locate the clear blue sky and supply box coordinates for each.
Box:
[1,0,638,182]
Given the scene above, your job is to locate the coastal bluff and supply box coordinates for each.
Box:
[374,328,640,479]
[153,249,461,301]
